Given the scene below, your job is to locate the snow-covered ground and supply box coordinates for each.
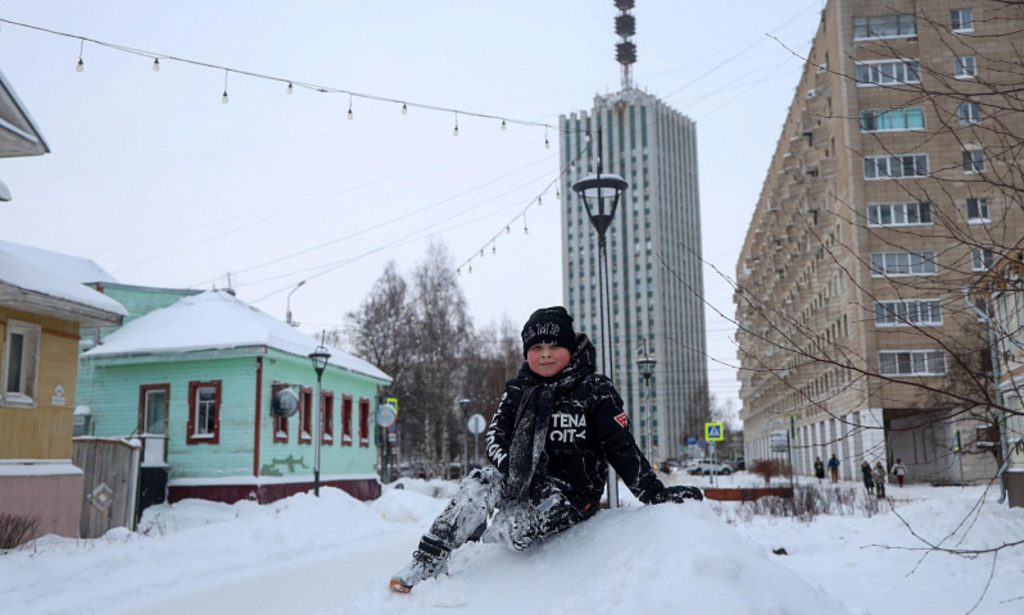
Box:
[2,473,1022,614]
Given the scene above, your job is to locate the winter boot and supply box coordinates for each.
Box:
[389,535,450,593]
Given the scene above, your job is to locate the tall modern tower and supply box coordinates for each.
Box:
[559,1,709,460]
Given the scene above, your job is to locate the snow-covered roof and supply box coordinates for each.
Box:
[0,244,127,321]
[83,290,390,383]
[0,238,116,284]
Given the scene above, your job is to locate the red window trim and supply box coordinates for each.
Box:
[272,383,289,443]
[341,395,353,447]
[186,380,221,445]
[358,397,370,448]
[322,391,335,445]
[138,383,170,435]
[299,386,313,444]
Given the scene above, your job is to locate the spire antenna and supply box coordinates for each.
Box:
[615,0,637,90]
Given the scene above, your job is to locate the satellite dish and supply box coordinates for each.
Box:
[271,387,299,418]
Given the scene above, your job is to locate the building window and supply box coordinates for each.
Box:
[299,387,313,443]
[272,384,290,443]
[878,351,945,376]
[139,384,170,436]
[1,320,40,406]
[963,148,985,174]
[863,154,928,179]
[358,397,370,447]
[187,380,221,444]
[950,8,973,32]
[853,14,917,40]
[875,300,942,327]
[855,60,920,86]
[869,251,937,276]
[967,197,990,223]
[860,108,924,132]
[341,395,353,446]
[867,202,931,227]
[972,247,995,271]
[322,391,334,444]
[958,102,982,125]
[954,56,977,79]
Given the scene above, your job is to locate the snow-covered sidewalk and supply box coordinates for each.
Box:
[1,475,1022,614]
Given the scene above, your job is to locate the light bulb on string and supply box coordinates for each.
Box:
[480,248,484,258]
[152,58,160,72]
[523,214,529,235]
[401,102,408,115]
[347,95,354,120]
[544,127,550,149]
[538,196,542,207]
[585,131,592,143]
[492,244,496,255]
[457,268,461,276]
[221,69,229,104]
[469,264,473,274]
[287,82,294,95]
[570,159,576,169]
[75,39,85,72]
[556,188,561,200]
[506,225,511,235]
[501,119,507,131]
[453,113,459,137]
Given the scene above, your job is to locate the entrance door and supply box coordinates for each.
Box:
[139,384,169,467]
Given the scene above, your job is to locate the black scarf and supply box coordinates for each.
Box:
[505,335,595,500]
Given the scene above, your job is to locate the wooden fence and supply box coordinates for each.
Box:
[72,437,140,538]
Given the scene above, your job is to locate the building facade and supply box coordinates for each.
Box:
[737,0,1024,483]
[560,88,708,460]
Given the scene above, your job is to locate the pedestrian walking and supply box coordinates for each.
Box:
[814,457,825,482]
[873,461,886,499]
[861,461,874,495]
[891,458,908,488]
[827,454,840,484]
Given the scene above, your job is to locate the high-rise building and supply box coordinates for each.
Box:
[559,4,708,459]
[736,0,1023,483]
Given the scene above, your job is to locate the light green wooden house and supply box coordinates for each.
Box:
[77,289,390,505]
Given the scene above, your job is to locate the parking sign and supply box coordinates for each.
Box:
[704,422,725,442]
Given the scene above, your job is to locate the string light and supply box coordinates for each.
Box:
[538,196,542,207]
[491,244,496,255]
[453,112,459,137]
[523,214,529,235]
[287,82,294,95]
[585,131,592,143]
[221,70,229,104]
[457,267,461,276]
[479,248,484,257]
[506,225,511,234]
[544,127,550,149]
[570,159,576,169]
[401,102,408,115]
[75,39,85,72]
[152,58,160,72]
[468,264,473,274]
[501,119,507,131]
[347,94,354,120]
[556,188,561,200]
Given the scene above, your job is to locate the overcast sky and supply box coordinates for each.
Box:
[0,0,822,417]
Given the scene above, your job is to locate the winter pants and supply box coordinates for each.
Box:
[830,468,839,483]
[422,466,584,557]
[876,483,886,498]
[896,475,905,487]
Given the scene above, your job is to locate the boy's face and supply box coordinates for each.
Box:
[526,342,571,378]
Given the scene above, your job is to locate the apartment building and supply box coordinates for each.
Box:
[736,0,1023,483]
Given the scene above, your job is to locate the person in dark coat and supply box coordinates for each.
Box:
[861,460,874,495]
[389,307,703,593]
[827,454,841,483]
[814,457,825,481]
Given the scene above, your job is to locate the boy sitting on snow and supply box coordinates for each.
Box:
[390,306,703,593]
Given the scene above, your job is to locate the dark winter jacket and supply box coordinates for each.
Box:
[484,334,665,517]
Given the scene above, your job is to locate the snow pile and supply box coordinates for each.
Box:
[3,480,1022,613]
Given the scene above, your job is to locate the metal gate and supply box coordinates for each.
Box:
[72,437,140,538]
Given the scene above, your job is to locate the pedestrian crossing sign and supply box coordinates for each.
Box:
[705,422,725,442]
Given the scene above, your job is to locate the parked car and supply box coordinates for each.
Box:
[658,459,681,474]
[688,461,733,475]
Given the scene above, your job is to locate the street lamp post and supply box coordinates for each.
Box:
[458,398,471,477]
[286,280,306,327]
[636,340,657,464]
[308,341,331,497]
[572,128,628,508]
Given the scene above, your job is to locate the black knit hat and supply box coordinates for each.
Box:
[521,306,576,356]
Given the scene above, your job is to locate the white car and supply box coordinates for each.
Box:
[687,461,733,475]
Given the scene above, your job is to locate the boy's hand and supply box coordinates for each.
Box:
[651,485,704,504]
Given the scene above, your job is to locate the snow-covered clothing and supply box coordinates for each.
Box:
[872,463,887,498]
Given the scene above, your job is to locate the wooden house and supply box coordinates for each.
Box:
[0,242,126,542]
[78,289,391,505]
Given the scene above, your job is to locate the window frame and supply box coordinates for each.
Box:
[272,383,290,443]
[874,300,943,327]
[358,397,370,448]
[878,350,946,376]
[1,319,41,407]
[863,154,929,180]
[972,247,995,271]
[322,391,334,445]
[860,108,925,132]
[954,56,977,79]
[853,14,917,41]
[186,380,221,445]
[866,202,932,227]
[962,148,985,174]
[950,8,974,33]
[138,383,171,436]
[855,59,921,87]
[958,102,982,125]
[967,197,990,224]
[298,386,313,444]
[869,251,938,277]
[341,394,354,446]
